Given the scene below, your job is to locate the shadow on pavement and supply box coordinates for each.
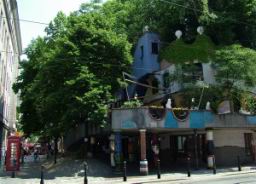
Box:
[1,156,256,181]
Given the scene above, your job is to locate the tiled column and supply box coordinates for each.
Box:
[114,131,122,172]
[139,129,148,175]
[109,134,115,167]
[206,129,215,168]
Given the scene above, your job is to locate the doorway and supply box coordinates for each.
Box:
[169,133,207,168]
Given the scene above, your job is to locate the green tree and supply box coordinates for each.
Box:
[214,44,256,89]
[14,8,131,140]
[14,0,256,139]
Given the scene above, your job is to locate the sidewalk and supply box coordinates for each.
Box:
[90,165,256,184]
[0,157,256,184]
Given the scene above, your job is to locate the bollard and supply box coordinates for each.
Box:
[11,171,15,178]
[11,159,16,178]
[84,162,88,184]
[213,156,216,174]
[157,159,161,179]
[187,156,191,177]
[123,161,127,182]
[40,166,44,184]
[237,156,241,171]
[21,154,24,165]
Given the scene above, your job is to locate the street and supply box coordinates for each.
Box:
[188,173,256,184]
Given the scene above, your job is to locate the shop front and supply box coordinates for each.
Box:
[111,107,256,174]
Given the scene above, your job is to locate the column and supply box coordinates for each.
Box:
[194,129,199,169]
[206,129,215,169]
[109,134,115,167]
[252,132,256,161]
[114,131,122,172]
[139,129,148,175]
[87,136,95,158]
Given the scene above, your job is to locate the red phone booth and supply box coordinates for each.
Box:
[6,135,21,172]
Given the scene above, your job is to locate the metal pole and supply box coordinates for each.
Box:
[187,156,191,177]
[11,171,15,178]
[213,156,216,174]
[54,137,58,164]
[84,162,88,184]
[237,156,241,171]
[157,159,161,179]
[198,85,205,109]
[11,159,16,178]
[122,72,130,101]
[123,161,127,182]
[40,165,44,184]
[194,129,199,170]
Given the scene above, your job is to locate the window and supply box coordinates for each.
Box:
[140,45,144,60]
[244,133,252,156]
[177,136,186,152]
[152,42,158,54]
[182,63,204,81]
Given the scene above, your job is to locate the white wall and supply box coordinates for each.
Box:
[202,63,215,84]
[214,129,254,148]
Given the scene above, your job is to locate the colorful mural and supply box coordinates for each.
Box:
[164,111,178,128]
[164,110,214,128]
[112,108,256,130]
[246,116,256,124]
[121,120,138,129]
[190,111,214,128]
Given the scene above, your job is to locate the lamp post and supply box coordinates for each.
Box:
[84,137,88,160]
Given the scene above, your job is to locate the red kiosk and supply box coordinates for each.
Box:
[6,135,21,172]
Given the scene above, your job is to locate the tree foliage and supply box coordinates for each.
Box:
[14,10,131,138]
[214,44,256,91]
[99,0,256,48]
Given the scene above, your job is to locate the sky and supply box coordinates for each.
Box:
[17,0,90,51]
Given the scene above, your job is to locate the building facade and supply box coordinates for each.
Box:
[0,0,22,165]
[111,30,256,174]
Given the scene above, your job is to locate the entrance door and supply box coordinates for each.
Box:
[122,138,129,161]
[122,136,139,163]
[170,134,207,167]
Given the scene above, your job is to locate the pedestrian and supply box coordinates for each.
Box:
[47,143,51,158]
[34,149,39,162]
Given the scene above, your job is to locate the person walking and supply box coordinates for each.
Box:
[33,149,39,162]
